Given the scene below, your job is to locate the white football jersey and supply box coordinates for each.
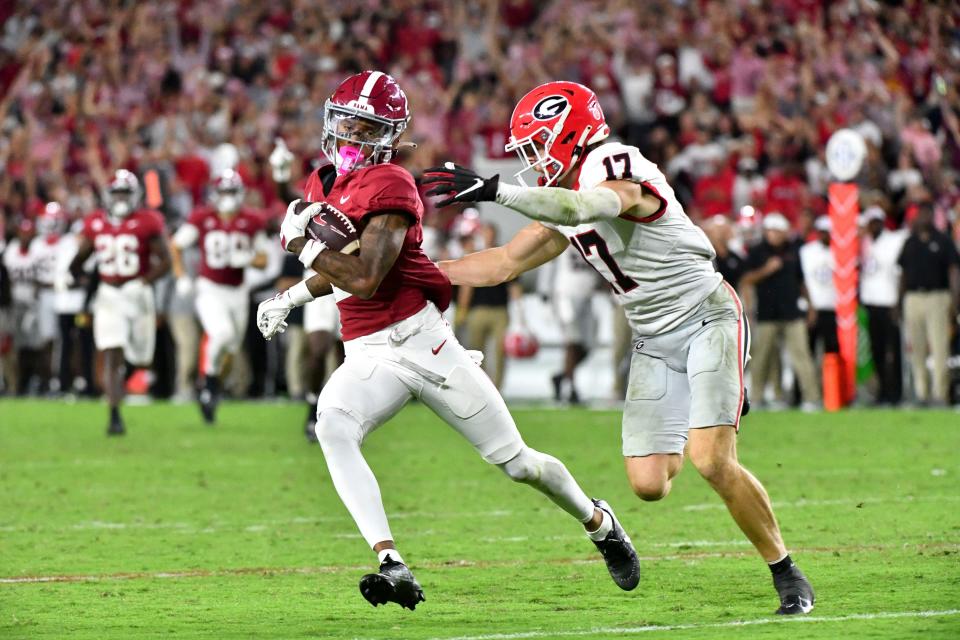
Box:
[545,142,721,336]
[2,239,38,304]
[799,240,836,311]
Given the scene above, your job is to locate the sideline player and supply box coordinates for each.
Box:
[169,169,267,423]
[256,71,639,609]
[423,81,814,615]
[69,170,171,435]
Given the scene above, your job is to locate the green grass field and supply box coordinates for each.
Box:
[1,400,958,639]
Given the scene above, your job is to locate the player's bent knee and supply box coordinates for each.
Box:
[314,409,364,451]
[690,451,739,486]
[498,447,560,485]
[628,476,670,501]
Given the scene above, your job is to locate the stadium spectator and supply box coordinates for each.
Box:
[741,213,820,410]
[897,204,960,406]
[456,223,517,390]
[860,206,908,406]
[800,217,839,360]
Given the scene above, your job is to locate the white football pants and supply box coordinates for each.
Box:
[313,302,595,548]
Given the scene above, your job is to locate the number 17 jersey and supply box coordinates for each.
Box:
[545,142,721,337]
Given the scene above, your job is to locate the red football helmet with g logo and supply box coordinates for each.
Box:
[322,70,411,175]
[505,81,610,187]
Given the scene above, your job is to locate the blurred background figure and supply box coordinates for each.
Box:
[2,218,41,394]
[538,245,603,405]
[897,204,960,406]
[860,206,907,406]
[704,215,744,289]
[742,213,820,411]
[800,217,838,365]
[456,222,518,390]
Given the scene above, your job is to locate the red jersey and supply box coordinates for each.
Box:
[81,209,166,285]
[187,207,265,286]
[303,163,452,341]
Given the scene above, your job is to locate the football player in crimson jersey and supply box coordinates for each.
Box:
[424,81,814,615]
[169,169,268,424]
[256,70,639,610]
[69,170,171,436]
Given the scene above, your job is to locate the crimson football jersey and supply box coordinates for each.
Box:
[186,207,265,286]
[303,163,451,341]
[81,209,166,285]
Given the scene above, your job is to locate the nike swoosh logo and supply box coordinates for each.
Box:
[431,339,447,355]
[456,178,485,199]
[702,318,720,326]
[340,195,350,204]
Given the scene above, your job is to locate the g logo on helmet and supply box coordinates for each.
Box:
[532,95,569,120]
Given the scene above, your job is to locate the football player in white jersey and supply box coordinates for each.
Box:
[424,81,814,615]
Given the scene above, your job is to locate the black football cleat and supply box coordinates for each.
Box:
[773,563,815,615]
[741,388,751,417]
[359,555,425,610]
[198,388,217,425]
[107,416,126,437]
[590,499,640,591]
[304,404,318,443]
[304,418,318,443]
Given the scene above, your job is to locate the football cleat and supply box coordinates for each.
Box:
[590,499,640,591]
[359,555,425,610]
[773,564,815,615]
[741,388,751,417]
[107,416,126,437]
[198,388,217,425]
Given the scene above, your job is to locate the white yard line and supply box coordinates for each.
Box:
[422,610,960,640]
[2,542,957,585]
[3,493,958,534]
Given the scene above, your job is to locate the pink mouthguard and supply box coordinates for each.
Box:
[337,145,363,174]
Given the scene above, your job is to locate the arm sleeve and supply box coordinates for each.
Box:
[172,223,200,249]
[495,183,622,226]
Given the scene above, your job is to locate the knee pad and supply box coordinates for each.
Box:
[498,447,561,485]
[314,408,363,451]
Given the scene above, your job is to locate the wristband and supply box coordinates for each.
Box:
[298,239,327,268]
[286,280,316,307]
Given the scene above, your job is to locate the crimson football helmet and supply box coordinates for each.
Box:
[322,70,410,175]
[504,330,540,359]
[105,169,141,219]
[505,81,610,187]
[212,169,245,215]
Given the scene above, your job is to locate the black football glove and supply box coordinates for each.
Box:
[422,163,499,207]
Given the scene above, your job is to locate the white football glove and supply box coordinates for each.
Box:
[257,291,295,340]
[269,138,294,183]
[175,276,194,298]
[280,199,312,250]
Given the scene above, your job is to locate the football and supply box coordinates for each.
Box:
[298,200,360,255]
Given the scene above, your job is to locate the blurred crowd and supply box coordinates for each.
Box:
[1,0,959,405]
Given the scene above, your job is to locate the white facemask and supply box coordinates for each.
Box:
[216,195,240,215]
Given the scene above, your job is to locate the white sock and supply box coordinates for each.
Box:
[377,548,404,565]
[315,410,394,547]
[586,509,613,541]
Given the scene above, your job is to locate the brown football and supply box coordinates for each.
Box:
[298,201,360,255]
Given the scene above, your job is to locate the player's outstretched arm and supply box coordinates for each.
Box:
[285,211,409,300]
[422,163,663,226]
[439,222,568,287]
